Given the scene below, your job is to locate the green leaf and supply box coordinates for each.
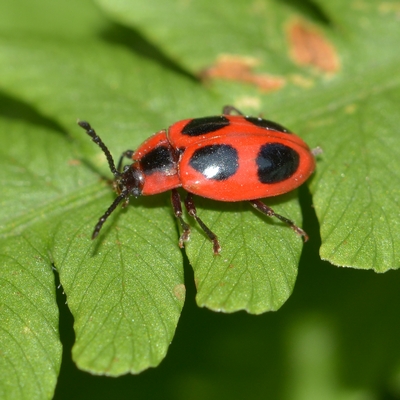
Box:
[0,120,63,399]
[0,234,61,399]
[95,0,291,72]
[57,199,186,375]
[311,91,400,271]
[185,197,301,313]
[1,0,400,395]
[0,38,189,377]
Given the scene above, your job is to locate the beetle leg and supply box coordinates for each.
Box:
[184,193,221,255]
[171,189,191,248]
[222,105,244,116]
[117,150,135,172]
[249,199,309,242]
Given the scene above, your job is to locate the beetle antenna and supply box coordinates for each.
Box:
[78,120,120,177]
[92,191,128,239]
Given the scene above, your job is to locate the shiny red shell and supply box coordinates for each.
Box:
[79,108,317,249]
[133,115,315,200]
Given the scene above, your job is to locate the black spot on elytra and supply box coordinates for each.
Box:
[245,116,291,133]
[189,144,238,180]
[256,143,299,183]
[182,116,230,136]
[140,146,174,175]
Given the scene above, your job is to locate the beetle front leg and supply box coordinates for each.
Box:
[184,193,221,255]
[171,189,191,248]
[117,150,135,172]
[249,199,309,242]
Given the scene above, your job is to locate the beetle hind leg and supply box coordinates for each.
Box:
[249,199,309,242]
[222,105,244,116]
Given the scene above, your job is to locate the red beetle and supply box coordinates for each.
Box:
[78,106,316,254]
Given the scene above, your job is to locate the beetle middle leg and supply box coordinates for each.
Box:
[184,192,221,255]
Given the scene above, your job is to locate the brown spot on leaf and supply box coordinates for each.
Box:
[68,159,81,166]
[288,20,339,73]
[201,55,285,92]
[174,284,186,301]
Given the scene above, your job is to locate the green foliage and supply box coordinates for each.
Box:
[0,0,399,398]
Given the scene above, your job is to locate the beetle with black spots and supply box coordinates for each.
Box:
[78,106,316,254]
